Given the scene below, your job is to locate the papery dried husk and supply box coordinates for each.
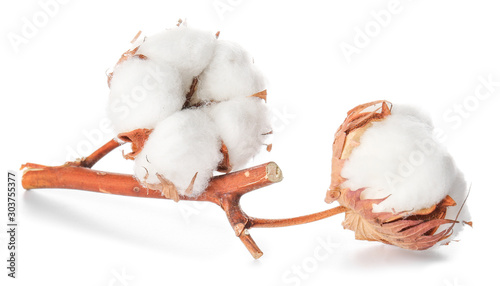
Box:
[340,188,456,250]
[217,142,232,173]
[117,128,153,160]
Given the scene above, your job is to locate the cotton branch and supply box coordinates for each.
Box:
[21,139,346,259]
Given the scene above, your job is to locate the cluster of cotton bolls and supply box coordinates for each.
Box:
[107,22,271,198]
[340,104,471,240]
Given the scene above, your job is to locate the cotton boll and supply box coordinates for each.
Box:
[341,105,463,214]
[133,109,222,197]
[137,24,217,93]
[107,58,184,134]
[204,97,271,170]
[192,40,266,104]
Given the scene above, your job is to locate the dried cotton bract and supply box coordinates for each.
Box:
[326,100,471,250]
[106,22,270,199]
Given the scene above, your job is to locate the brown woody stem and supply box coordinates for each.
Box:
[249,206,348,228]
[21,139,345,259]
[78,138,123,168]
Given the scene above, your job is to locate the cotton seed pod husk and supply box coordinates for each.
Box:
[325,100,466,250]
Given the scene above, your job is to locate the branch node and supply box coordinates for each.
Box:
[266,162,283,183]
[233,223,246,237]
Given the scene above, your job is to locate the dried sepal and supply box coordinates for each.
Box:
[117,128,153,160]
[182,77,199,109]
[184,172,198,196]
[249,89,267,102]
[341,188,457,250]
[217,142,232,173]
[155,173,180,202]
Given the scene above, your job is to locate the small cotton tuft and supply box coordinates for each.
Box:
[107,58,184,133]
[133,109,222,197]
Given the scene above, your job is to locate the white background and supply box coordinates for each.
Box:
[1,0,499,285]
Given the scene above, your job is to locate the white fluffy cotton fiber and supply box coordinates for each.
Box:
[137,23,217,94]
[192,40,266,104]
[204,97,271,169]
[341,105,470,228]
[107,57,184,134]
[133,109,223,197]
